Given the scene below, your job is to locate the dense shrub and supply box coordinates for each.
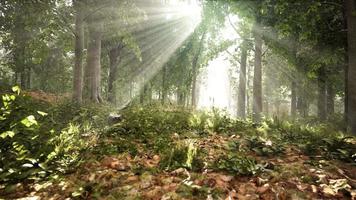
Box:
[0,87,100,183]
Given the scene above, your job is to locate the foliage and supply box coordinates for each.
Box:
[113,105,192,136]
[189,108,253,134]
[234,135,285,157]
[0,87,103,183]
[159,139,204,171]
[265,119,356,163]
[0,86,52,182]
[214,154,264,175]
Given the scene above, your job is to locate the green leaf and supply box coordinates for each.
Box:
[37,111,48,116]
[22,163,34,168]
[21,115,38,127]
[0,131,15,138]
[12,86,20,95]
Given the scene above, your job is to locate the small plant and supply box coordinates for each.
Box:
[244,136,285,156]
[159,139,204,171]
[214,154,264,175]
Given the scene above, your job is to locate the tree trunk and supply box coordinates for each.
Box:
[346,0,356,134]
[108,44,123,103]
[73,0,84,103]
[317,67,327,120]
[20,71,26,89]
[298,66,309,117]
[161,65,168,105]
[343,3,349,128]
[326,81,335,117]
[253,24,263,122]
[291,81,297,118]
[238,41,248,119]
[13,10,27,89]
[246,63,251,116]
[140,82,150,104]
[191,30,207,108]
[26,66,31,89]
[86,19,103,103]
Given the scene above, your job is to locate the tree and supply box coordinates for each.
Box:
[238,40,248,119]
[191,29,207,108]
[73,0,84,103]
[108,44,124,103]
[346,0,356,134]
[86,14,103,103]
[252,20,263,122]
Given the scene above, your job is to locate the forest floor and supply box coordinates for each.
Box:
[0,92,356,200]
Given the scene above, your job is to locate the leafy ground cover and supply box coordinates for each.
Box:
[0,90,355,199]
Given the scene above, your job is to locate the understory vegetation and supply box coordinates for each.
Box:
[1,89,355,199]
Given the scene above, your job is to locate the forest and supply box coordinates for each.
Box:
[0,0,356,199]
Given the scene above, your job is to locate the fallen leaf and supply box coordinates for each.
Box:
[257,184,270,194]
[220,175,233,182]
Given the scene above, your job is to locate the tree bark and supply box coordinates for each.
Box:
[291,81,297,118]
[26,66,31,89]
[73,0,84,103]
[108,44,124,103]
[86,18,103,103]
[161,65,168,105]
[238,41,248,119]
[317,67,327,120]
[253,24,263,122]
[326,81,335,117]
[346,0,356,134]
[343,2,349,128]
[191,30,207,108]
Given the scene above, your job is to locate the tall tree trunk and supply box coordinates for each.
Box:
[191,30,207,108]
[13,8,27,89]
[161,65,168,105]
[20,70,26,89]
[108,44,123,103]
[317,67,327,120]
[291,81,297,118]
[253,24,263,122]
[140,82,150,104]
[177,86,185,106]
[246,63,251,116]
[346,0,356,134]
[344,50,349,127]
[238,41,248,119]
[326,81,335,117]
[73,0,84,103]
[298,66,309,117]
[86,19,103,103]
[26,66,31,89]
[343,3,349,128]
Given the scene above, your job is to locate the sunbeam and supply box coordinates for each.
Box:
[111,0,203,107]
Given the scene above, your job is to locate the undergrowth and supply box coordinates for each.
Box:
[1,86,355,191]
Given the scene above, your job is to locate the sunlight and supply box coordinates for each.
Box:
[198,56,235,115]
[114,0,203,107]
[196,15,242,116]
[176,0,202,27]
